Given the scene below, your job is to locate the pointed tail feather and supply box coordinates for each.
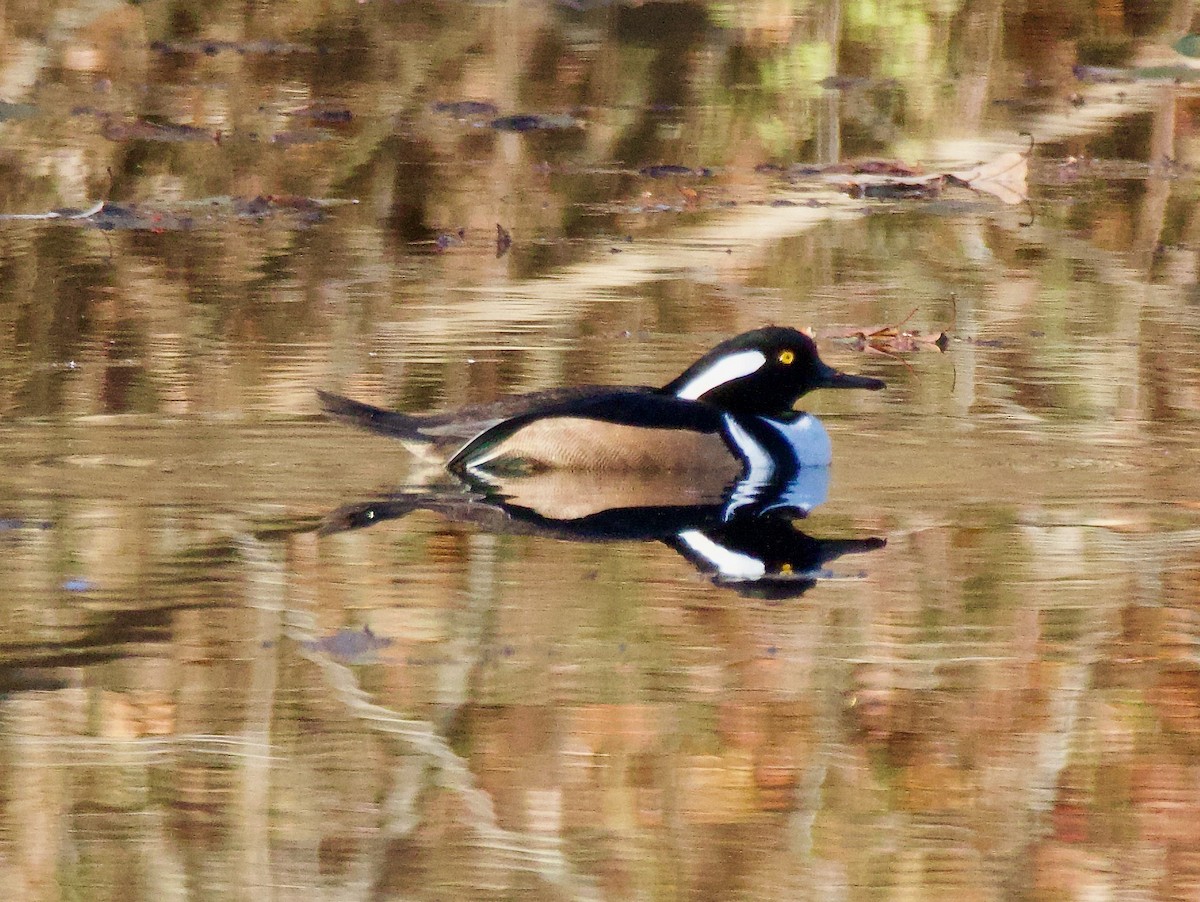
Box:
[316,390,431,443]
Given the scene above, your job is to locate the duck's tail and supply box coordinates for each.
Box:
[316,390,432,444]
[317,495,428,535]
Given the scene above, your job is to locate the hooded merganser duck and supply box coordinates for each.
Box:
[318,327,883,475]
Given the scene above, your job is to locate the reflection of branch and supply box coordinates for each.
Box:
[285,608,602,902]
[1133,91,1177,271]
[236,530,599,898]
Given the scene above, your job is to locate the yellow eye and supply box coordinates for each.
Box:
[778,350,795,365]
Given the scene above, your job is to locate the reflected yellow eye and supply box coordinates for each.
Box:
[778,350,795,365]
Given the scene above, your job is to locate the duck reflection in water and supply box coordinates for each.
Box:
[320,413,885,600]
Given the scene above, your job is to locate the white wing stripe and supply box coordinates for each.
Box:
[673,350,766,400]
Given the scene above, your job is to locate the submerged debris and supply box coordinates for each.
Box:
[289,104,354,126]
[0,101,36,122]
[496,223,512,258]
[75,109,348,146]
[0,196,357,231]
[489,113,582,132]
[149,38,315,56]
[268,128,331,147]
[1073,63,1200,84]
[841,159,923,177]
[431,100,499,118]
[101,117,217,143]
[436,227,467,251]
[842,176,944,201]
[0,517,52,531]
[763,160,923,178]
[818,75,901,91]
[302,626,392,664]
[639,164,714,179]
[1071,64,1132,83]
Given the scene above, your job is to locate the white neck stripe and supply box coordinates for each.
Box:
[673,350,766,400]
[721,414,775,520]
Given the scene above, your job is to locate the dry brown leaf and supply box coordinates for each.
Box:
[948,151,1029,204]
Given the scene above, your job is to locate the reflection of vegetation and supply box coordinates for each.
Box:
[3,5,1200,894]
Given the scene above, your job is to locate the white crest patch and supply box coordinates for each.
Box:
[673,350,767,400]
[677,530,766,580]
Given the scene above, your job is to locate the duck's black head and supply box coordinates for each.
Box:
[661,327,884,415]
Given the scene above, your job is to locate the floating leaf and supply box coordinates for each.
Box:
[947,150,1029,204]
[819,307,953,364]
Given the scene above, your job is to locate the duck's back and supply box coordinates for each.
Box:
[318,385,653,458]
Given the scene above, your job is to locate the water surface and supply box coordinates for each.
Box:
[2,2,1200,900]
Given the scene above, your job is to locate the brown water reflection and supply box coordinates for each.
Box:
[3,0,1200,900]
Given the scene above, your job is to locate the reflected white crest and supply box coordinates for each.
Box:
[673,350,767,400]
[677,530,766,580]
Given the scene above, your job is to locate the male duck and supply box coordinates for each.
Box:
[318,327,883,475]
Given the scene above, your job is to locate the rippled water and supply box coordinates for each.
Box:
[2,2,1200,900]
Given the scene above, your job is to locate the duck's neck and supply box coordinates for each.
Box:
[722,412,832,469]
